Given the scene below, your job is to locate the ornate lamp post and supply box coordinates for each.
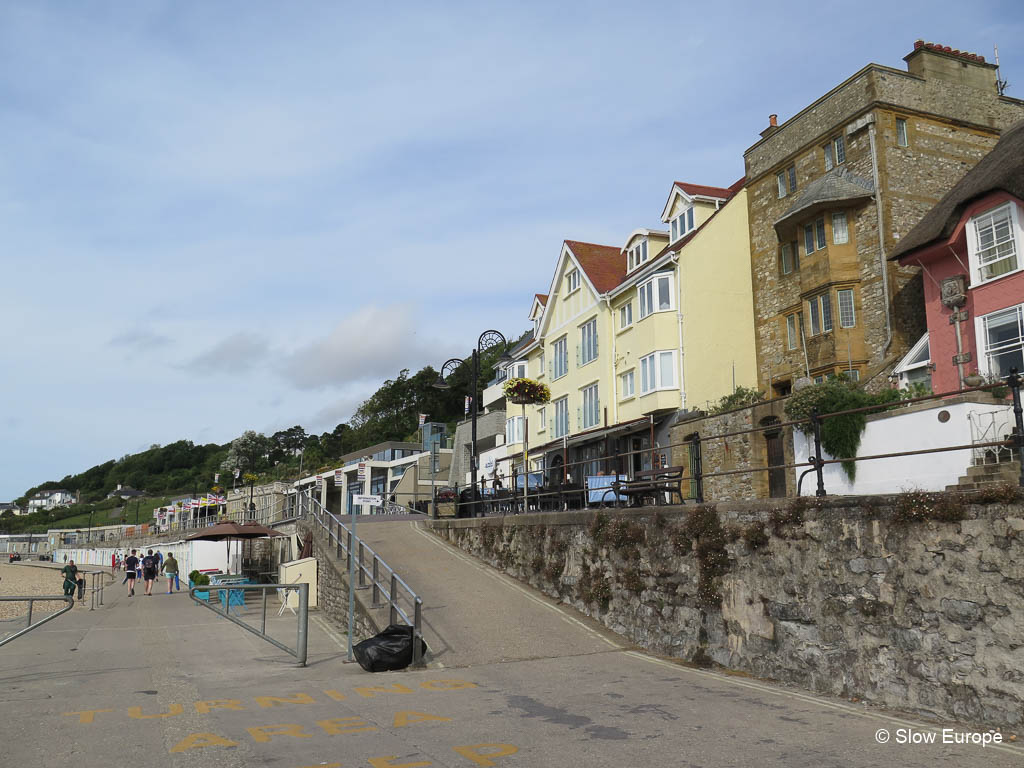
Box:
[434,330,512,518]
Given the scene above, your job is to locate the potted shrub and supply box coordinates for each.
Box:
[188,571,210,601]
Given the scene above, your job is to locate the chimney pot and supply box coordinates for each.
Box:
[769,114,778,127]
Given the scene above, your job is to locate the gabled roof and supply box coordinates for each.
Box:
[534,294,547,306]
[727,176,746,195]
[509,331,535,356]
[892,119,1024,260]
[660,179,742,222]
[563,240,626,294]
[773,167,873,234]
[622,228,669,252]
[675,182,734,199]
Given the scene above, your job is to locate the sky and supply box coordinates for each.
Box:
[1,1,1022,500]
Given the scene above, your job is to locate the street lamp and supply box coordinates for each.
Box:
[434,330,513,518]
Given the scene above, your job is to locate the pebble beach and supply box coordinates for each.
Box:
[0,563,74,620]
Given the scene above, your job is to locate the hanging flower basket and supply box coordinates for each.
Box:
[503,377,551,405]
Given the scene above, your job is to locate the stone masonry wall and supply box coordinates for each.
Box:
[299,521,378,644]
[668,398,794,501]
[430,497,1024,728]
[745,61,1024,394]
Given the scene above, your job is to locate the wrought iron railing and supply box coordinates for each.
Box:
[443,371,1024,515]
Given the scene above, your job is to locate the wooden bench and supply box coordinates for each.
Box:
[601,467,687,508]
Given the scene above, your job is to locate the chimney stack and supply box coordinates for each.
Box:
[905,39,997,92]
[760,113,781,138]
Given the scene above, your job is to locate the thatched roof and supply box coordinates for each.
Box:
[892,119,1024,260]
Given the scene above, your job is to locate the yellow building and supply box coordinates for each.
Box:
[498,178,757,486]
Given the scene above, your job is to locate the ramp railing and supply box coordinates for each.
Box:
[299,492,424,666]
[0,596,75,648]
[189,583,309,666]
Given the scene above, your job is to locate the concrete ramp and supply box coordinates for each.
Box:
[353,519,623,668]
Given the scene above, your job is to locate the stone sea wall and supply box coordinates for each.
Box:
[429,495,1024,728]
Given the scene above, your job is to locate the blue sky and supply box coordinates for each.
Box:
[1,1,1022,500]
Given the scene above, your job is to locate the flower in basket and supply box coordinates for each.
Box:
[503,377,551,404]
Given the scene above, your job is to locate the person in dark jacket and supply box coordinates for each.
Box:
[141,549,159,596]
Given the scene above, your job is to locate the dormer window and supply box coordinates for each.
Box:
[627,240,649,271]
[670,207,695,243]
[565,268,580,293]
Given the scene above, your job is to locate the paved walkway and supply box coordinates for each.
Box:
[0,523,1020,767]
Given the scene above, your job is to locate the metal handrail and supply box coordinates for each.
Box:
[300,493,424,665]
[0,595,75,648]
[189,583,309,666]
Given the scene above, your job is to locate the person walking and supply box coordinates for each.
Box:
[163,553,180,594]
[141,549,158,596]
[123,550,139,596]
[60,560,78,601]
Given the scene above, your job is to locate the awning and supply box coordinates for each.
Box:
[502,417,657,463]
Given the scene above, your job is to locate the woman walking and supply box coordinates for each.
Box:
[163,553,180,594]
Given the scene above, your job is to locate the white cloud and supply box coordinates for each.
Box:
[185,332,271,373]
[282,304,456,391]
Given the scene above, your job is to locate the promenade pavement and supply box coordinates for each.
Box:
[0,523,1020,767]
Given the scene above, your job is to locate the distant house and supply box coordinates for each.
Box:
[892,120,1024,392]
[27,489,76,512]
[0,502,24,517]
[106,484,145,500]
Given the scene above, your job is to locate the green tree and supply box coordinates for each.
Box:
[220,431,272,475]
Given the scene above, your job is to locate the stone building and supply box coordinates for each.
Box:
[745,40,1024,397]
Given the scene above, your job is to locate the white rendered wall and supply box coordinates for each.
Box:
[793,400,1013,495]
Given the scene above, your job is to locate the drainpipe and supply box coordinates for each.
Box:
[867,119,894,354]
[604,294,619,425]
[670,252,686,410]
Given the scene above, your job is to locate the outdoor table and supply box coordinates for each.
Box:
[211,575,250,614]
[587,475,628,505]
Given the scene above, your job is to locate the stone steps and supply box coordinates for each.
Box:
[947,460,1021,491]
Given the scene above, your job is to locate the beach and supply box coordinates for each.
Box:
[0,563,73,620]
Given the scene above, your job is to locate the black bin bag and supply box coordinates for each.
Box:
[353,624,428,672]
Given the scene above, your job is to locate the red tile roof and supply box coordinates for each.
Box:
[652,179,745,261]
[534,293,548,306]
[674,181,735,200]
[563,240,625,294]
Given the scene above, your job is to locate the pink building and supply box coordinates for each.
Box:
[893,121,1024,393]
